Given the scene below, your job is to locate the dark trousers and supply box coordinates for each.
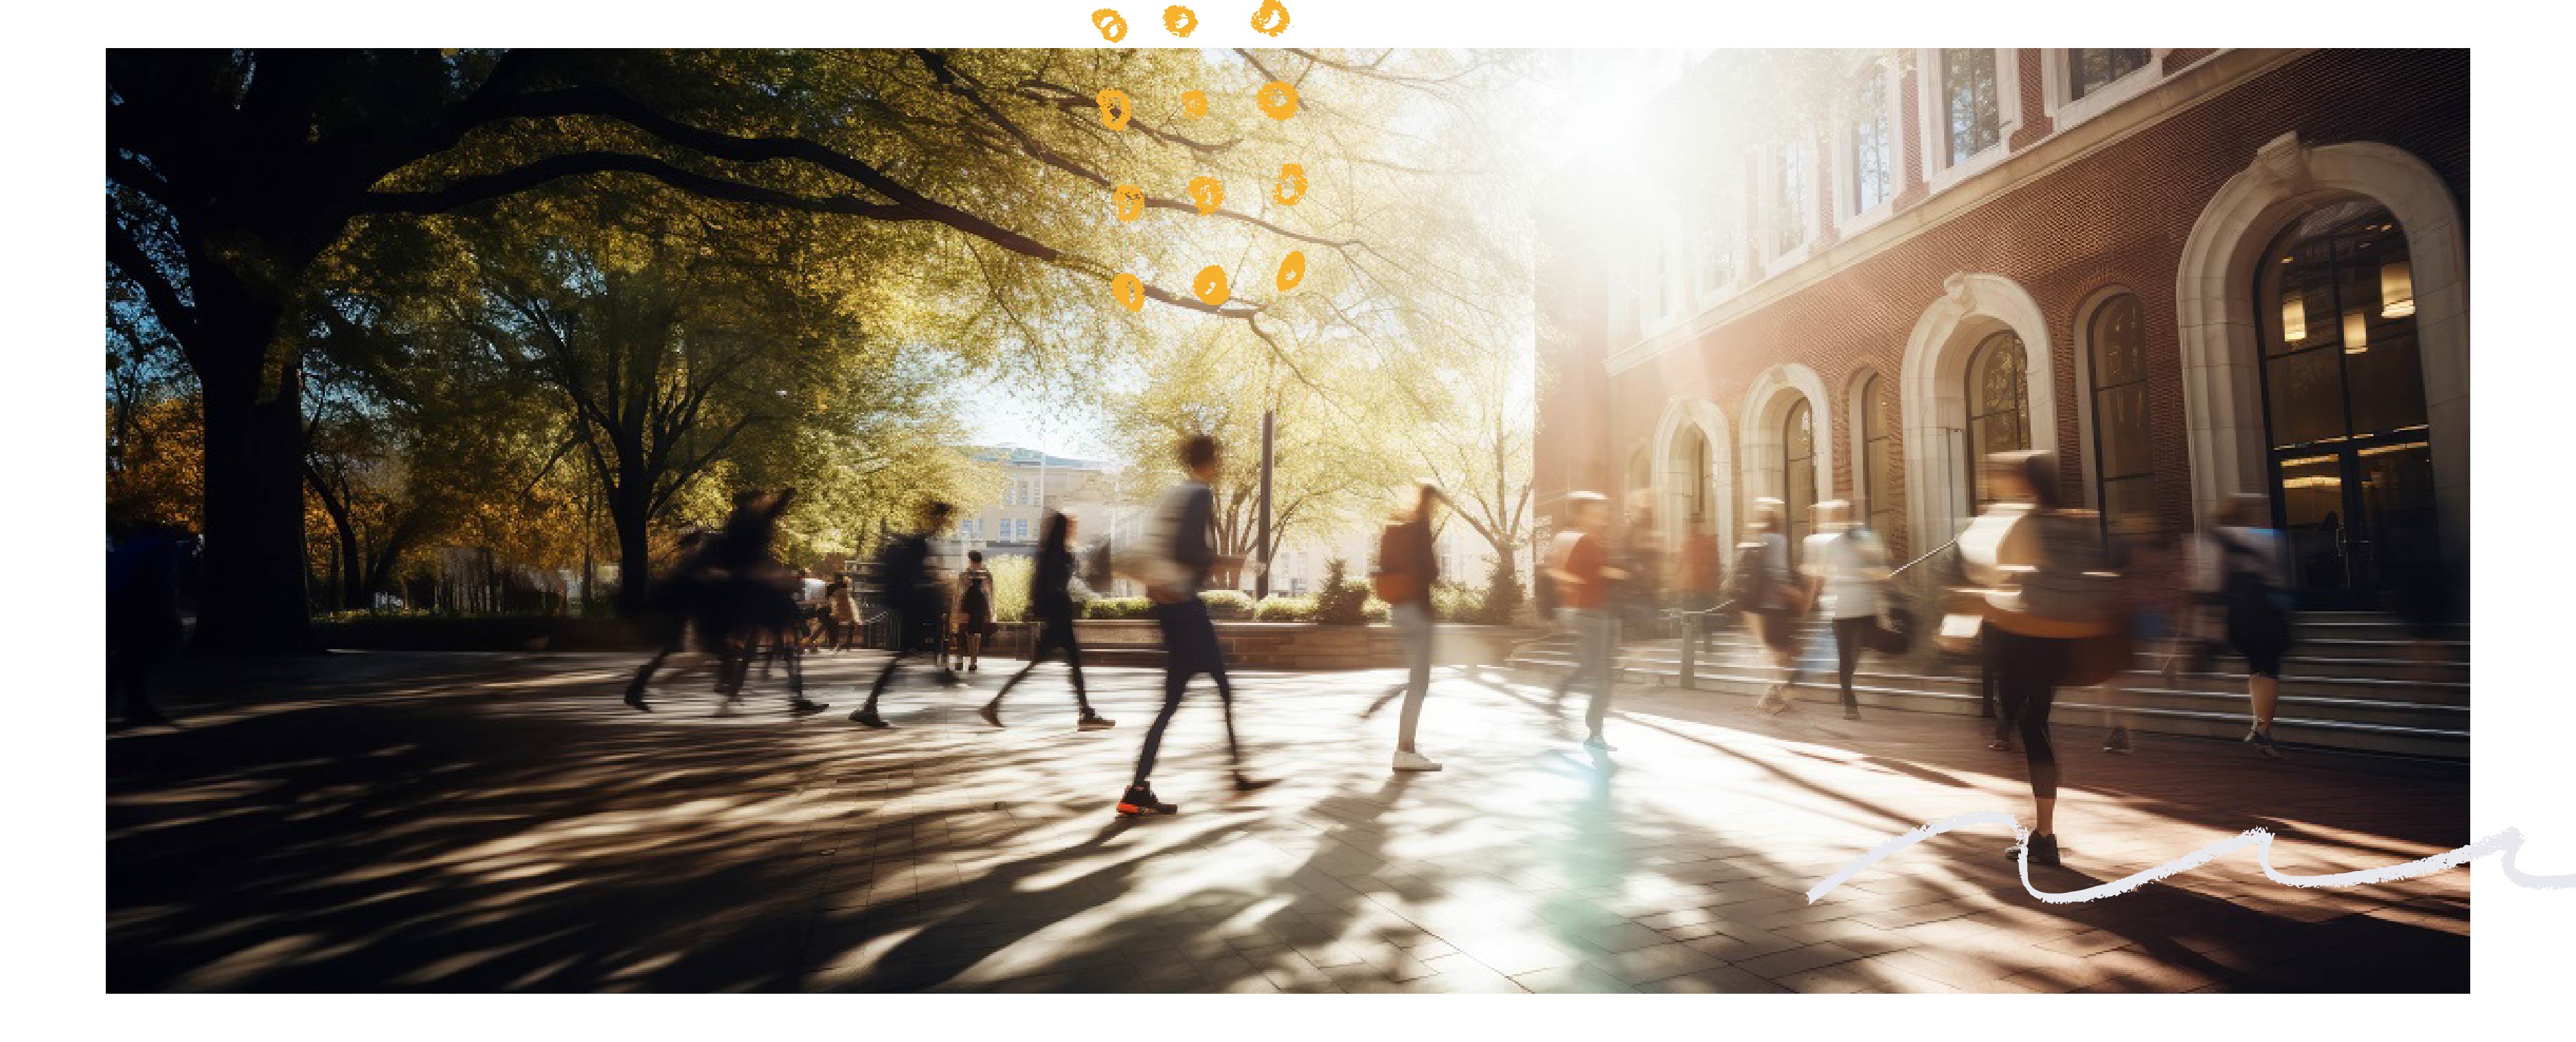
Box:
[1988,627,2070,802]
[863,606,949,710]
[995,613,1092,712]
[1831,615,1874,710]
[1131,599,1243,785]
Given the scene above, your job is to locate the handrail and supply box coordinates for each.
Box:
[1886,536,1963,581]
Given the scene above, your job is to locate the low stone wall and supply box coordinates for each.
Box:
[984,620,1544,670]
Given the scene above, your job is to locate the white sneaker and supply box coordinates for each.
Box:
[1392,750,1443,772]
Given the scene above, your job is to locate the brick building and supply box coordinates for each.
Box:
[1534,49,2467,607]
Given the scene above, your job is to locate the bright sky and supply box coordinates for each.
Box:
[961,49,1695,466]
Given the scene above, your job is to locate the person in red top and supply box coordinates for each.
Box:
[1544,492,1626,750]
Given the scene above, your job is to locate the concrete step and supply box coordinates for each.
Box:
[1502,659,2466,760]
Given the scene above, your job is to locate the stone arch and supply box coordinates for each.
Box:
[1900,271,2061,548]
[1651,396,1734,554]
[1739,362,1834,524]
[2174,133,2467,559]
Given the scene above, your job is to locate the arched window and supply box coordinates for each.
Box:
[2088,294,2157,537]
[2256,199,2434,598]
[1965,331,2031,512]
[1860,374,1906,554]
[1783,398,1816,553]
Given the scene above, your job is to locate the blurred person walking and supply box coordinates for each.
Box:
[983,510,1116,731]
[825,573,859,651]
[2097,532,2187,754]
[1618,503,1665,639]
[1801,501,1890,721]
[1973,451,2122,868]
[1544,491,1626,751]
[851,501,962,728]
[107,524,189,729]
[1368,483,1445,771]
[1735,499,1808,715]
[2192,493,2294,759]
[1116,435,1274,815]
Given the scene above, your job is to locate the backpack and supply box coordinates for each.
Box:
[1725,539,1776,611]
[1370,523,1423,604]
[2211,530,2287,615]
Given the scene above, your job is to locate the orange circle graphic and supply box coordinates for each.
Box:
[1162,5,1197,36]
[1111,183,1146,223]
[1251,0,1291,37]
[1276,251,1307,292]
[1182,89,1208,119]
[1091,8,1129,42]
[1096,88,1133,131]
[1273,163,1307,205]
[1256,80,1298,121]
[1186,176,1224,216]
[1193,265,1230,306]
[1112,273,1145,313]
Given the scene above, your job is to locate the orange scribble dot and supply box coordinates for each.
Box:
[1091,8,1129,42]
[1087,8,1128,41]
[1186,177,1224,216]
[1276,251,1307,292]
[1256,80,1299,121]
[1273,163,1307,205]
[1182,89,1208,119]
[1162,5,1197,36]
[1096,88,1133,131]
[1250,0,1291,37]
[1111,183,1146,223]
[1193,265,1230,306]
[1112,273,1145,312]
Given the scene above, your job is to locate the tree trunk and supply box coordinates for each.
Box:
[610,474,655,618]
[192,335,319,655]
[336,513,366,611]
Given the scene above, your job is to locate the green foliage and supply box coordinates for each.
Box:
[1200,589,1255,620]
[1313,557,1372,626]
[1253,595,1318,622]
[1481,567,1528,625]
[986,554,1034,623]
[1431,581,1484,624]
[1083,597,1155,620]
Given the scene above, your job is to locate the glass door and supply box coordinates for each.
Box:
[2256,201,2436,608]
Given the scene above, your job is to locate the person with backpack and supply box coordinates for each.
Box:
[1677,526,1726,657]
[1369,483,1445,772]
[1800,501,1890,721]
[1976,450,2122,869]
[952,550,997,672]
[2191,493,2295,759]
[850,501,962,728]
[1544,490,1627,750]
[1734,499,1806,714]
[106,523,188,729]
[982,510,1116,732]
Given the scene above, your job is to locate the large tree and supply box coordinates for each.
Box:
[108,47,1518,651]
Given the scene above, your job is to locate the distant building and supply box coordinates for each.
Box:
[936,446,1138,583]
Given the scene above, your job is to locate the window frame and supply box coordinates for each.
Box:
[2040,48,2168,137]
[1833,63,1900,234]
[2077,291,2158,539]
[1914,48,2023,194]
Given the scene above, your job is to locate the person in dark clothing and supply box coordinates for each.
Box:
[983,510,1116,731]
[626,490,829,716]
[953,550,996,672]
[1978,451,2119,869]
[852,501,960,728]
[107,525,188,729]
[1117,435,1274,816]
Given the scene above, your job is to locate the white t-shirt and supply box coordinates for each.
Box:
[799,577,827,603]
[1802,528,1887,619]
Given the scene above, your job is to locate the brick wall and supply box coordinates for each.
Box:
[1540,49,2467,553]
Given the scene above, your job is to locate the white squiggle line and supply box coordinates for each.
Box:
[1807,815,2576,905]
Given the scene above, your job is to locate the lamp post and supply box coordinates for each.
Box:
[1256,408,1275,600]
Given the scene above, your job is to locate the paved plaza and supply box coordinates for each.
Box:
[106,650,2469,993]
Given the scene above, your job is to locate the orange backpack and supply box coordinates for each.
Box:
[1370,523,1423,604]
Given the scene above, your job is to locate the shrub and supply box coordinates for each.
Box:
[1200,589,1255,620]
[1313,557,1372,625]
[1253,594,1318,622]
[1480,567,1528,625]
[1362,598,1390,624]
[1430,580,1485,624]
[1082,596,1155,620]
[986,553,1035,623]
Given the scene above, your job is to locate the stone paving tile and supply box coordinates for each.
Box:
[107,653,2471,993]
